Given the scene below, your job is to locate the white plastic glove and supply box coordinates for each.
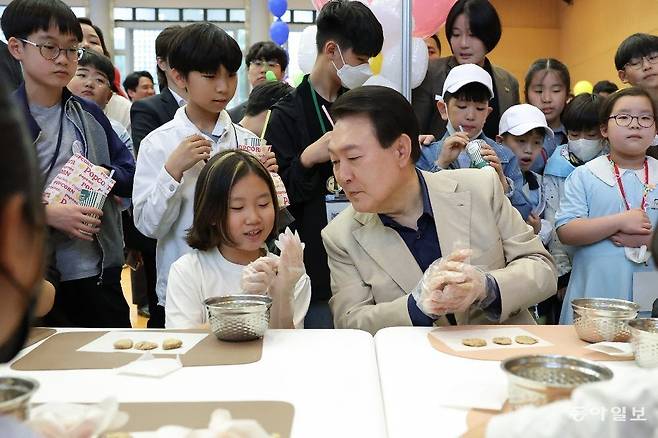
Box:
[240,256,278,294]
[270,228,305,297]
[413,249,487,316]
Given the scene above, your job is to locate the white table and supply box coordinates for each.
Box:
[374,327,640,438]
[1,329,388,438]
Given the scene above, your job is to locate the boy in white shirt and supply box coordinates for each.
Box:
[132,23,277,312]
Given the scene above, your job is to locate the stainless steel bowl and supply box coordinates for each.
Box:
[204,295,272,342]
[628,318,658,368]
[0,376,39,421]
[501,355,613,410]
[571,298,640,342]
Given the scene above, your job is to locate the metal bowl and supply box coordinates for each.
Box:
[571,298,640,342]
[501,355,613,410]
[204,295,272,342]
[628,318,658,368]
[0,376,39,421]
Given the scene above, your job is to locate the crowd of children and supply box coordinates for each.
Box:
[1,0,657,331]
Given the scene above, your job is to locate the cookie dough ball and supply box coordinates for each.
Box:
[134,341,158,350]
[462,338,487,347]
[492,336,512,345]
[162,338,183,350]
[515,335,538,345]
[113,339,133,350]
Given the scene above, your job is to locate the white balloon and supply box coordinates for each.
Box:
[297,25,317,74]
[379,38,429,90]
[369,0,402,53]
[363,75,400,92]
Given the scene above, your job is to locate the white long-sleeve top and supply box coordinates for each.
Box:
[487,367,658,438]
[132,106,255,305]
[165,247,311,329]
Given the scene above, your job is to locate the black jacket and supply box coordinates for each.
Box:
[227,100,247,123]
[130,87,179,153]
[0,41,22,91]
[265,76,335,301]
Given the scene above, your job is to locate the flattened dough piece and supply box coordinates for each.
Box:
[113,339,133,350]
[162,338,183,350]
[515,335,538,345]
[134,341,158,350]
[462,338,487,347]
[492,336,512,345]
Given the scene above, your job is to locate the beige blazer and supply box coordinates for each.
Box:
[321,169,557,335]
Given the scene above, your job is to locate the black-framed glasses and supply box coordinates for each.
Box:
[19,38,84,61]
[608,114,656,128]
[625,52,658,70]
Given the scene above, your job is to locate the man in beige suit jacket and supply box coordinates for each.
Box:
[322,86,557,335]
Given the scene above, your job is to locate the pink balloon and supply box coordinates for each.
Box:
[311,0,331,11]
[412,0,457,39]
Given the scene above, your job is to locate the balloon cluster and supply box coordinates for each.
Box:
[302,0,457,91]
[269,0,289,45]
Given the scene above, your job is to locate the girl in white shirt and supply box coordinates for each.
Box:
[165,150,311,328]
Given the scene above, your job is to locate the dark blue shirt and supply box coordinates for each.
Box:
[379,171,501,326]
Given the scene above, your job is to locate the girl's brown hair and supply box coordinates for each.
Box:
[186,150,279,251]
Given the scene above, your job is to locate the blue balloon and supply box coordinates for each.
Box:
[268,0,287,18]
[270,19,289,45]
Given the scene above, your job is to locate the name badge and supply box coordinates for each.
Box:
[326,193,350,223]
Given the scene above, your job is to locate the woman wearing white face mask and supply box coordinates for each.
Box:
[412,0,520,141]
[263,0,383,328]
[542,93,605,323]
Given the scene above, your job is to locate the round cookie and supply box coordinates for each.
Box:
[134,341,158,350]
[492,336,512,345]
[515,335,538,345]
[162,338,183,350]
[113,339,133,350]
[462,338,487,347]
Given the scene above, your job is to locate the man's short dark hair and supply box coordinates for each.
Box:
[445,0,501,53]
[562,93,603,132]
[155,25,182,88]
[245,81,293,117]
[245,41,289,72]
[444,82,491,104]
[78,50,115,84]
[615,33,658,70]
[78,17,110,56]
[592,80,618,95]
[168,23,242,77]
[331,85,420,163]
[2,0,82,42]
[123,71,154,93]
[315,0,383,57]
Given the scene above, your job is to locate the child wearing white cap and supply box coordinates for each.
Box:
[416,64,532,220]
[497,103,554,245]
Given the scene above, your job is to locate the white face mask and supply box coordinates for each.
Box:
[332,45,372,89]
[568,138,602,162]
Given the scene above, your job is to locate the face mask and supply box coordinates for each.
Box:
[568,138,602,162]
[0,264,38,363]
[332,45,372,89]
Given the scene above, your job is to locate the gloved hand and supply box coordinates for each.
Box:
[270,228,305,298]
[240,256,278,294]
[412,249,487,316]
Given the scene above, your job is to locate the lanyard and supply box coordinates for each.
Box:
[45,103,66,181]
[309,81,328,135]
[609,155,649,211]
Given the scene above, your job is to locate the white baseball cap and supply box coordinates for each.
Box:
[498,104,554,138]
[436,63,494,101]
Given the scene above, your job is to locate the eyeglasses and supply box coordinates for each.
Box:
[20,39,84,61]
[608,114,656,128]
[250,60,280,69]
[625,52,658,70]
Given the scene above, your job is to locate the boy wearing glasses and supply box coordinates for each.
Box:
[3,0,135,327]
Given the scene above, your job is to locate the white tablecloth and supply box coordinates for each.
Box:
[1,329,387,438]
[374,327,640,438]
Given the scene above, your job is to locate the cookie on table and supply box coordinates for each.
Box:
[515,335,538,345]
[462,338,487,347]
[162,338,183,350]
[113,339,133,350]
[134,341,158,350]
[492,336,512,345]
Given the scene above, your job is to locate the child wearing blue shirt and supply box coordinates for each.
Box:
[416,64,530,219]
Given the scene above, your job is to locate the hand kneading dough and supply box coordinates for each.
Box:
[134,341,158,350]
[162,338,183,350]
[462,338,487,347]
[113,339,133,350]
